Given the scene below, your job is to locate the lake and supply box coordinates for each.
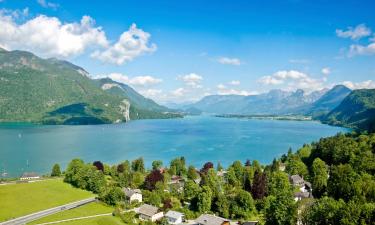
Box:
[0,116,348,177]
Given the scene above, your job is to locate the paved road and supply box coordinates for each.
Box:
[0,197,96,225]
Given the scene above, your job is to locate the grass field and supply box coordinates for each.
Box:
[0,179,94,222]
[29,202,115,225]
[39,215,124,225]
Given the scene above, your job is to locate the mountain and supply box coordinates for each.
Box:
[306,85,352,117]
[188,88,328,115]
[94,78,179,119]
[0,49,180,124]
[321,89,375,132]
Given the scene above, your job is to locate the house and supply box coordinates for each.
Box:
[123,188,142,203]
[195,214,231,225]
[289,175,312,193]
[165,210,184,224]
[290,175,305,187]
[279,163,286,172]
[20,172,40,180]
[168,175,185,192]
[137,204,164,222]
[294,191,312,202]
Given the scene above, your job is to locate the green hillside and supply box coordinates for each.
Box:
[322,89,375,132]
[0,49,180,124]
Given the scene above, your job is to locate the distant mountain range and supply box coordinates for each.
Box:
[183,85,351,116]
[0,48,180,125]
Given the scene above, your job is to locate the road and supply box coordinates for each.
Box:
[0,197,96,225]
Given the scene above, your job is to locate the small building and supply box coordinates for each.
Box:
[290,175,312,193]
[138,204,164,222]
[20,172,40,180]
[165,210,184,224]
[294,191,312,202]
[279,163,286,172]
[290,175,305,187]
[123,188,142,203]
[195,214,231,225]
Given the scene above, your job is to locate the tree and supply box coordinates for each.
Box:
[311,158,328,198]
[231,189,256,220]
[101,187,124,205]
[213,194,229,218]
[184,180,201,201]
[328,164,361,201]
[51,163,61,177]
[285,157,308,179]
[265,191,296,225]
[187,165,198,180]
[144,170,164,190]
[152,160,163,170]
[200,162,214,174]
[197,186,212,213]
[64,158,85,187]
[170,157,187,176]
[93,161,104,172]
[147,191,162,207]
[131,158,145,173]
[131,171,145,188]
[251,170,267,200]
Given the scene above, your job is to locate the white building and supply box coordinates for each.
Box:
[165,210,184,224]
[20,172,40,180]
[123,188,142,203]
[138,204,164,222]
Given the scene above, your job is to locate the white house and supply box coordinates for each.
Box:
[20,172,40,180]
[165,210,184,224]
[138,204,164,222]
[123,188,142,203]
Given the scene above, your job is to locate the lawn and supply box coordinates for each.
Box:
[43,215,124,225]
[0,179,94,222]
[29,202,115,224]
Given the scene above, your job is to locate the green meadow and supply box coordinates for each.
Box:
[0,179,94,222]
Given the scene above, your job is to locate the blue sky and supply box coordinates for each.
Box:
[1,0,375,103]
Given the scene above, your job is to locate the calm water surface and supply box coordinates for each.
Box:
[0,116,348,177]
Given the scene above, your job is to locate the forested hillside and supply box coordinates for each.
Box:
[0,49,180,124]
[322,89,375,132]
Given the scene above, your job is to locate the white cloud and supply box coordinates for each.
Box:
[138,89,163,98]
[37,0,59,9]
[342,80,375,89]
[91,23,156,65]
[216,83,256,96]
[128,76,162,87]
[217,57,241,66]
[349,42,375,56]
[321,67,331,75]
[0,12,155,63]
[0,14,108,57]
[258,70,325,92]
[336,24,371,40]
[95,73,162,87]
[229,80,240,85]
[178,73,203,88]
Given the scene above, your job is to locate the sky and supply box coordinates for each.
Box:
[0,0,375,104]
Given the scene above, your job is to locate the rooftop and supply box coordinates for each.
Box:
[123,187,142,197]
[195,214,231,225]
[165,210,184,219]
[138,204,159,217]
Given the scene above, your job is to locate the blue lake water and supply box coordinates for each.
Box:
[0,116,348,177]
